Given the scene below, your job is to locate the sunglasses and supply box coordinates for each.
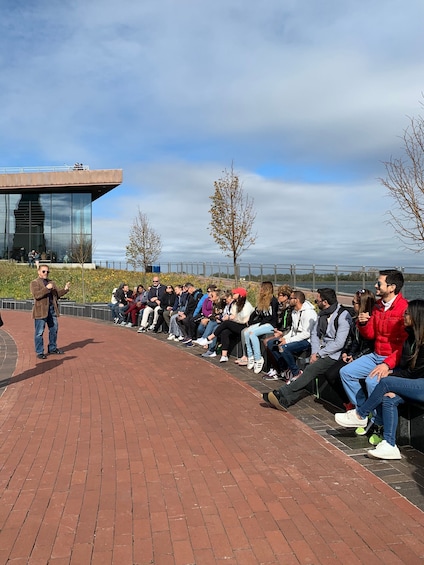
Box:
[41,270,49,274]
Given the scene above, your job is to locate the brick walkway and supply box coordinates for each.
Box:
[1,312,424,564]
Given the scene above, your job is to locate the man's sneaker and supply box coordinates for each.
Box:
[288,370,303,383]
[126,322,133,327]
[167,334,175,341]
[120,321,127,326]
[185,341,195,347]
[137,326,146,333]
[114,317,119,324]
[177,336,185,341]
[369,426,384,446]
[246,357,255,370]
[335,409,368,428]
[181,338,192,344]
[219,355,229,363]
[253,357,265,374]
[281,369,293,382]
[147,324,155,331]
[267,390,288,411]
[202,350,217,358]
[367,440,401,460]
[264,368,279,380]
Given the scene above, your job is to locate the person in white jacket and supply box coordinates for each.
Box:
[268,290,317,381]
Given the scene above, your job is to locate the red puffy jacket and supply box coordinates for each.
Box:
[357,293,408,369]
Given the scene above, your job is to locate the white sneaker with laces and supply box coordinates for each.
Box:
[335,409,368,428]
[247,357,255,370]
[367,440,401,460]
[219,355,229,363]
[253,357,265,374]
[167,334,175,340]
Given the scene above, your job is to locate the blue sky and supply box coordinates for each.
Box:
[2,0,424,269]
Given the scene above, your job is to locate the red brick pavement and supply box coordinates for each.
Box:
[0,311,424,564]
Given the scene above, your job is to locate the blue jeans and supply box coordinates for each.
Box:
[356,376,424,446]
[271,339,310,376]
[34,304,58,354]
[244,323,274,360]
[339,352,386,425]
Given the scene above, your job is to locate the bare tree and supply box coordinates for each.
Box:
[69,233,94,303]
[380,110,424,251]
[209,163,256,282]
[126,208,162,271]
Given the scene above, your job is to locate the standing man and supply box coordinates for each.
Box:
[338,269,408,443]
[263,288,352,410]
[30,264,70,359]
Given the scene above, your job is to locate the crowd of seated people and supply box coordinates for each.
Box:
[109,269,421,461]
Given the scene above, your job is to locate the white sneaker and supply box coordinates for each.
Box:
[264,368,280,380]
[177,336,185,341]
[126,322,133,327]
[367,440,401,460]
[137,326,146,333]
[167,334,175,341]
[335,409,368,428]
[194,338,208,346]
[173,336,181,342]
[219,355,228,363]
[253,357,265,374]
[247,357,255,370]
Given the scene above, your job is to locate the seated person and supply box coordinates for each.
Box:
[113,283,133,324]
[166,285,185,340]
[207,288,254,362]
[193,286,216,342]
[138,276,166,332]
[176,283,201,345]
[265,290,317,381]
[202,290,233,356]
[241,281,279,374]
[335,299,424,460]
[153,285,176,332]
[125,285,147,327]
[263,288,352,410]
[324,289,375,409]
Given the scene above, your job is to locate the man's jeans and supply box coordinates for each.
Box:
[34,304,58,354]
[271,339,310,375]
[339,352,386,425]
[356,376,424,446]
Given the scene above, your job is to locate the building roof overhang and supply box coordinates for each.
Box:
[0,169,123,201]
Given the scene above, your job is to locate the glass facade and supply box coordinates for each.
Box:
[0,192,92,262]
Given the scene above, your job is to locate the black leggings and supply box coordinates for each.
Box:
[214,320,246,351]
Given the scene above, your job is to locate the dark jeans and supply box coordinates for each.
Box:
[277,356,337,407]
[269,339,310,376]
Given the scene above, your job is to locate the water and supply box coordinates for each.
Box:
[299,281,424,301]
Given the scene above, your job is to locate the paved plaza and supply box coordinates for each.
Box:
[1,311,424,564]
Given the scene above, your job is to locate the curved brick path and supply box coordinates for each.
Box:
[0,311,424,564]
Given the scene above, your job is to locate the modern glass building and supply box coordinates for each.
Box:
[0,167,122,263]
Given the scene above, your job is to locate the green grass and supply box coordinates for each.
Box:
[0,262,260,304]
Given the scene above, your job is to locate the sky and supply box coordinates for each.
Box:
[1,0,424,271]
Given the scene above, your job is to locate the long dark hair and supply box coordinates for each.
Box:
[356,289,376,316]
[406,299,424,368]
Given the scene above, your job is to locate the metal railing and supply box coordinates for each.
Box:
[0,164,90,174]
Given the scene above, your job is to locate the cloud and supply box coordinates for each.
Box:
[1,0,424,269]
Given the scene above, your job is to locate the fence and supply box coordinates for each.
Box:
[92,261,424,297]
